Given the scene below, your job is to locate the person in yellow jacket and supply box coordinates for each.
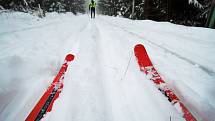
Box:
[89,0,96,18]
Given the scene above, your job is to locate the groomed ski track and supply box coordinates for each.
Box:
[1,14,215,121]
[44,16,182,121]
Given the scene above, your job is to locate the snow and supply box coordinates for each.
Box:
[0,12,215,121]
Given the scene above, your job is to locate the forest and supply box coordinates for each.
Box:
[0,0,214,28]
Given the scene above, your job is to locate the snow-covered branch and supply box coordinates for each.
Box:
[188,0,203,9]
[0,5,4,10]
[23,0,28,6]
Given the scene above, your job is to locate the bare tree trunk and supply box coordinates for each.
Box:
[205,0,215,28]
[167,0,172,21]
[131,0,135,19]
[144,0,151,19]
[38,4,43,18]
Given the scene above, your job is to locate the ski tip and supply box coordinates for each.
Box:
[134,44,144,49]
[65,54,75,62]
[134,44,153,67]
[134,44,146,55]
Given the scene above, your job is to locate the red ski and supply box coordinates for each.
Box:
[134,44,197,121]
[26,54,74,121]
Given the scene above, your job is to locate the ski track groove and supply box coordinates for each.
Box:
[0,16,84,37]
[93,21,115,121]
[0,21,60,36]
[50,19,113,121]
[55,18,90,54]
[100,18,215,76]
[95,18,179,121]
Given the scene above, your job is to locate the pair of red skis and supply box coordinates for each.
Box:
[25,44,196,121]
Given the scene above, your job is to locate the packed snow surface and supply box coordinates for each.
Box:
[0,12,215,121]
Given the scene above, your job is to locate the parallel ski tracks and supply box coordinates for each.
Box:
[102,19,215,76]
[0,21,59,36]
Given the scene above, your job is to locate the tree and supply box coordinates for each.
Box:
[98,0,120,16]
[205,0,215,28]
[130,0,135,19]
[0,0,86,14]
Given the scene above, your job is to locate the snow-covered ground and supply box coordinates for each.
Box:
[0,12,215,121]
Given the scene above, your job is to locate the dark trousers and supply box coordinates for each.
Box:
[91,7,95,18]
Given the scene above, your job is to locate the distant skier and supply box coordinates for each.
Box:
[89,0,96,18]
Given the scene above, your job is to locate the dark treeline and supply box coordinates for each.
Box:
[0,0,214,27]
[0,0,85,15]
[98,0,213,27]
